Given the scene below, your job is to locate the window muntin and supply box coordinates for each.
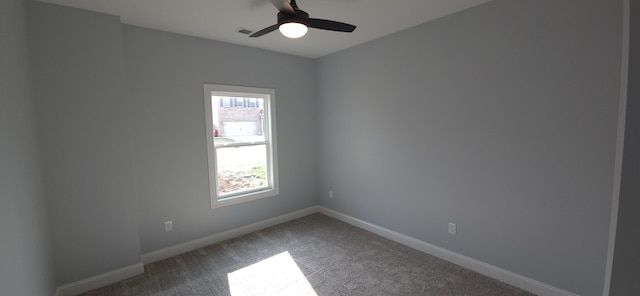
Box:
[204,84,278,208]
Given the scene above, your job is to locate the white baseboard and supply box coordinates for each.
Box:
[54,262,143,296]
[55,205,575,296]
[141,206,320,264]
[317,206,578,296]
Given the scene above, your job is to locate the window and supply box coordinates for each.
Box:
[221,97,231,107]
[204,84,278,208]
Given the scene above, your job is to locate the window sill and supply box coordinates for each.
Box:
[212,188,279,209]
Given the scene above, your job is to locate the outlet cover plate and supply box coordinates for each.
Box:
[448,222,457,235]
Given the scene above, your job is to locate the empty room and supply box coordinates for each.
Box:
[1,0,638,295]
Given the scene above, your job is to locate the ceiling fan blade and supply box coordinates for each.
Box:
[269,0,294,13]
[308,18,356,32]
[249,24,279,37]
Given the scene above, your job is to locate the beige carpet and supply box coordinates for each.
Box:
[80,213,535,296]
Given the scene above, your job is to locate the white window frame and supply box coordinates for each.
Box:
[203,84,279,208]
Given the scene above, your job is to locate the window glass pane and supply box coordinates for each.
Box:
[215,145,268,195]
[213,96,265,144]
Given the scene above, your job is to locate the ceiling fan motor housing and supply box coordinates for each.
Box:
[278,9,309,26]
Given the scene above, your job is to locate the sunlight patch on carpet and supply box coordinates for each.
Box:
[227,251,318,296]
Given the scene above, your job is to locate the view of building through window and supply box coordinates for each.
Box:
[213,96,267,195]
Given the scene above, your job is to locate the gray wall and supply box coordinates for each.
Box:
[316,1,622,295]
[122,25,317,253]
[0,0,56,295]
[610,1,640,295]
[28,2,142,285]
[24,1,317,286]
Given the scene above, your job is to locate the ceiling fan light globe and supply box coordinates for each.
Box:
[279,22,308,38]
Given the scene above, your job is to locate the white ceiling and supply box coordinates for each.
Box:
[36,0,491,59]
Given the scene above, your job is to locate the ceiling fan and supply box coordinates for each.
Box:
[250,0,356,39]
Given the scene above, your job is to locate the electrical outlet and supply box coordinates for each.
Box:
[448,222,457,235]
[165,221,173,232]
[329,190,334,199]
